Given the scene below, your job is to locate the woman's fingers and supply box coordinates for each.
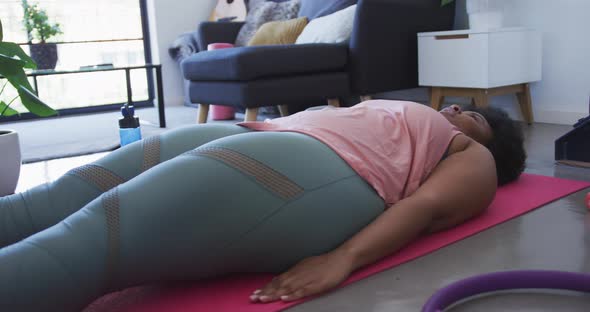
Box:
[250,253,352,303]
[250,276,283,302]
[259,285,295,302]
[251,274,308,303]
[279,286,311,302]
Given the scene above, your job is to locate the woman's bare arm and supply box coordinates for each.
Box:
[336,136,497,272]
[251,136,497,302]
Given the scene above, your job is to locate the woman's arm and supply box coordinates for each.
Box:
[338,136,497,271]
[251,136,497,303]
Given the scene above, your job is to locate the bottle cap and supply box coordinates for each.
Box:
[119,116,140,128]
[121,105,135,118]
[119,105,140,128]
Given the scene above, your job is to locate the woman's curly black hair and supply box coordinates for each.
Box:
[466,105,527,185]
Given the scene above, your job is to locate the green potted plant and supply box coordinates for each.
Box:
[21,0,63,70]
[0,18,57,195]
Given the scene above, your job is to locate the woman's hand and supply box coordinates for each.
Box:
[250,249,354,303]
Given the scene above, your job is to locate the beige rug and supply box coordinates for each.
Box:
[2,106,260,163]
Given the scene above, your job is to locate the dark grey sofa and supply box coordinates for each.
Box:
[179,0,455,123]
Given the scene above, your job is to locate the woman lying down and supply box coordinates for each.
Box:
[0,100,525,311]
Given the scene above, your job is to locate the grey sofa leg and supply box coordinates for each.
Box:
[245,108,259,122]
[327,98,340,107]
[278,105,289,117]
[197,104,210,124]
[360,95,372,102]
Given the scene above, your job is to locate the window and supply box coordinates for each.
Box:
[0,0,152,119]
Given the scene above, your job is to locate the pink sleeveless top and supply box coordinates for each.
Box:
[238,100,462,206]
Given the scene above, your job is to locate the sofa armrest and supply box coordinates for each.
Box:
[349,0,455,94]
[197,21,245,51]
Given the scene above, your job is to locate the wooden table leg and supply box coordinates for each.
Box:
[430,87,444,111]
[360,95,372,102]
[431,84,534,124]
[516,83,534,124]
[473,89,489,108]
[327,98,341,107]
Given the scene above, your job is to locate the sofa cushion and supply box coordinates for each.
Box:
[182,43,348,81]
[188,72,350,108]
[296,5,356,44]
[298,0,357,19]
[235,0,301,47]
[248,17,308,46]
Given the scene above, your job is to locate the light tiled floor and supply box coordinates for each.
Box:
[14,122,590,311]
[16,153,108,193]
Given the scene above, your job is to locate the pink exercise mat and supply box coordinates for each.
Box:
[84,173,590,312]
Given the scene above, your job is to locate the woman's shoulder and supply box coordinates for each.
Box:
[445,134,490,158]
[442,135,495,178]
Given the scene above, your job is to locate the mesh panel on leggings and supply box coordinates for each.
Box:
[142,135,161,172]
[185,147,304,200]
[66,164,125,192]
[102,188,120,287]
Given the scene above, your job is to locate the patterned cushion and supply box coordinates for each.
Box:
[248,17,308,46]
[235,0,301,47]
[298,0,357,19]
[245,0,291,11]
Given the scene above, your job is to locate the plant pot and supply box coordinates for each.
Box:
[29,43,58,70]
[0,130,22,196]
[467,0,504,31]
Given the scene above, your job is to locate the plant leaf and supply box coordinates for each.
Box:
[0,52,27,71]
[0,53,57,117]
[0,19,3,42]
[0,53,34,92]
[441,0,455,6]
[17,85,57,117]
[0,101,19,116]
[0,42,37,69]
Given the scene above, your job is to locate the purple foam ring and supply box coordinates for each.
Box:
[422,270,590,312]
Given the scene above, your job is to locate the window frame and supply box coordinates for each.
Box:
[0,0,155,123]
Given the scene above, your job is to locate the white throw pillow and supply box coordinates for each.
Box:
[295,4,356,44]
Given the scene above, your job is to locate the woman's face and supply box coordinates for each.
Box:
[440,105,493,145]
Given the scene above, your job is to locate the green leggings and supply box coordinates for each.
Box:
[0,124,384,312]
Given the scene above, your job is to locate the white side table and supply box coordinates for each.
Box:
[418,28,542,124]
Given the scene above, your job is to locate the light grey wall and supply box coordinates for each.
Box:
[147,0,589,124]
[384,0,590,125]
[457,0,590,124]
[501,0,589,124]
[147,0,216,107]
